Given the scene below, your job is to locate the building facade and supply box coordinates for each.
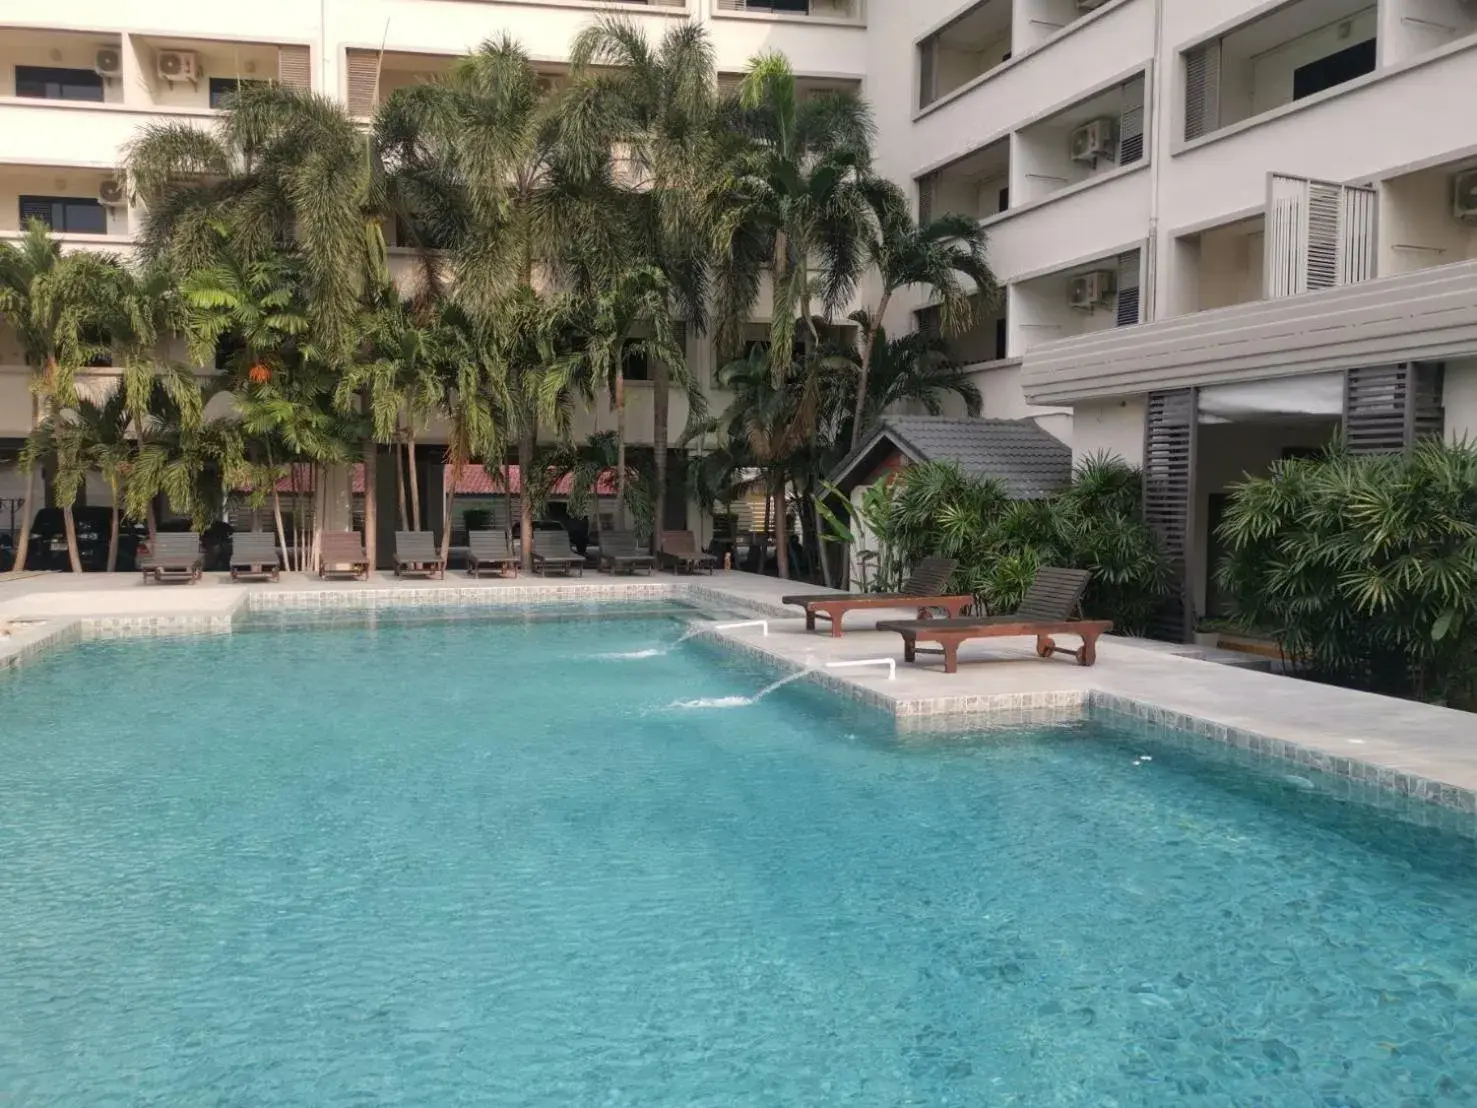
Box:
[4,0,1477,601]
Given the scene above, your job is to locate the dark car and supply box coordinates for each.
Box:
[25,507,145,572]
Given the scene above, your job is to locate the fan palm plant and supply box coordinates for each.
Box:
[852,209,997,446]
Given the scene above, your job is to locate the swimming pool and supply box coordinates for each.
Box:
[2,605,1475,1104]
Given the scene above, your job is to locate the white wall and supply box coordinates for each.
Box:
[1382,0,1477,64]
[1194,222,1264,310]
[1445,356,1477,442]
[1070,396,1144,465]
[1380,168,1477,276]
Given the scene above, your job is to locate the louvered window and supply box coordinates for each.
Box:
[918,37,937,108]
[1118,105,1144,165]
[18,195,106,235]
[1115,250,1141,327]
[1343,363,1445,453]
[276,45,311,91]
[1183,41,1221,141]
[345,50,380,118]
[1143,389,1197,642]
[1266,173,1375,298]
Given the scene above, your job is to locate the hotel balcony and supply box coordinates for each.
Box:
[1013,72,1144,206]
[0,28,307,164]
[712,0,863,25]
[0,164,132,241]
[1010,248,1143,357]
[1379,155,1477,277]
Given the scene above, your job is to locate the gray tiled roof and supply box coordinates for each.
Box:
[831,416,1072,500]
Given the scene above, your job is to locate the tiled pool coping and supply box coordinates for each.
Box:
[3,575,1475,818]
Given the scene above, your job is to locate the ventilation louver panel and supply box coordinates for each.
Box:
[1116,250,1141,327]
[1343,363,1445,453]
[277,45,310,91]
[1183,42,1221,141]
[1143,388,1197,642]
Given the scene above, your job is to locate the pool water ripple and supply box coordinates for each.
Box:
[0,614,1475,1104]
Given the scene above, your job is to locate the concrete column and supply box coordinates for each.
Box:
[321,463,353,531]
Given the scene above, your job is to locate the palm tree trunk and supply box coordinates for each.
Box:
[615,371,627,530]
[271,487,290,573]
[771,232,789,387]
[773,473,789,580]
[394,436,408,529]
[852,291,892,449]
[362,394,378,572]
[407,429,421,531]
[440,460,460,567]
[518,421,537,573]
[12,467,36,572]
[62,504,82,574]
[106,485,120,573]
[652,359,669,552]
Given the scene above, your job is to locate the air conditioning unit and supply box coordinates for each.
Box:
[157,50,199,83]
[94,47,122,78]
[1070,117,1118,164]
[1069,270,1116,310]
[97,178,126,207]
[1454,170,1477,224]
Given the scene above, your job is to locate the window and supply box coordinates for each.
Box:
[621,340,650,382]
[208,76,266,109]
[18,195,107,235]
[1292,39,1375,100]
[14,65,104,102]
[741,0,811,10]
[994,317,1007,360]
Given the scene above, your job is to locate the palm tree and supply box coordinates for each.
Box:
[567,17,720,542]
[712,344,824,579]
[337,297,443,531]
[545,267,689,528]
[377,35,624,570]
[0,221,60,572]
[852,210,996,447]
[71,390,134,572]
[849,323,983,434]
[713,53,887,386]
[127,84,384,567]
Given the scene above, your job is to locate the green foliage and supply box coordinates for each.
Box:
[1217,441,1477,707]
[852,454,1169,634]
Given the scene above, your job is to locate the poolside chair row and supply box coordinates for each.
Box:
[783,563,1111,673]
[141,527,724,584]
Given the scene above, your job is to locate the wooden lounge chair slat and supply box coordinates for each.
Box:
[319,531,370,581]
[781,556,969,636]
[229,532,280,582]
[879,567,1107,672]
[393,531,445,579]
[658,530,716,574]
[532,530,584,577]
[144,532,203,584]
[467,530,517,578]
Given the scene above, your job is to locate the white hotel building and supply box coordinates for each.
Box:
[2,0,1476,620]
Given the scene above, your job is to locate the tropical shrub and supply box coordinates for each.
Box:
[1216,440,1477,707]
[836,455,1169,635]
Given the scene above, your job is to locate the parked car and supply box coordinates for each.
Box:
[25,508,146,572]
[0,532,13,572]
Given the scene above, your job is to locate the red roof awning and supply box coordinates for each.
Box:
[239,464,617,497]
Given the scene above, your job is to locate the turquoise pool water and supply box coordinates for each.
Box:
[2,605,1475,1105]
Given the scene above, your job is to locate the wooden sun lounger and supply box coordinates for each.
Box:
[229,531,280,582]
[319,530,369,580]
[141,531,203,584]
[467,531,518,578]
[598,530,655,576]
[393,530,445,579]
[878,568,1111,673]
[531,530,584,577]
[782,555,970,637]
[658,530,716,575]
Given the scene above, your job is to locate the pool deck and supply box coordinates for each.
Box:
[2,568,1475,812]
